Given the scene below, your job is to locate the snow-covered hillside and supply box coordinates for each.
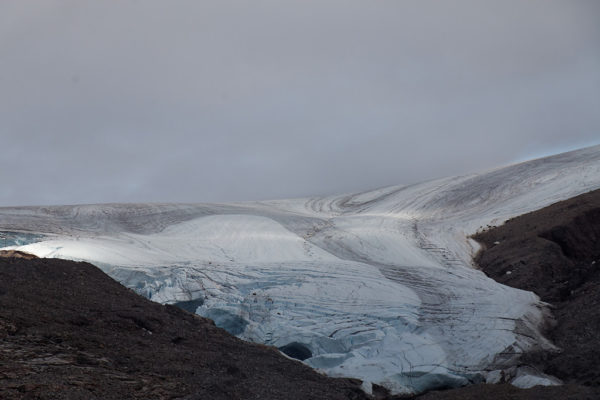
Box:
[2,145,600,394]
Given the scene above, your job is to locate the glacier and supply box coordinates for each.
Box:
[1,145,600,394]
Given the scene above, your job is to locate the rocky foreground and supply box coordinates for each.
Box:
[1,189,600,399]
[0,256,372,400]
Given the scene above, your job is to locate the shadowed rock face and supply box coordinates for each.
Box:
[0,257,370,400]
[473,189,600,387]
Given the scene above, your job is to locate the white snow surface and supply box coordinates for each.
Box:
[2,145,600,394]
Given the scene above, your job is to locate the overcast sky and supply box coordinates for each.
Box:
[1,1,599,206]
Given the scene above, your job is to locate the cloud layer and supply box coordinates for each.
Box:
[1,0,599,206]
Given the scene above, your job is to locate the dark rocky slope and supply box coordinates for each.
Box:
[473,188,600,388]
[0,257,369,400]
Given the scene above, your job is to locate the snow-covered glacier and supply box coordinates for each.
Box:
[2,145,600,394]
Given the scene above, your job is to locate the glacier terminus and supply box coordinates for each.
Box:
[2,146,600,394]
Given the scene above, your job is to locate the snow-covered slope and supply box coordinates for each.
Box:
[2,145,600,394]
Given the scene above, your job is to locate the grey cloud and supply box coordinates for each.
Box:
[1,0,599,206]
